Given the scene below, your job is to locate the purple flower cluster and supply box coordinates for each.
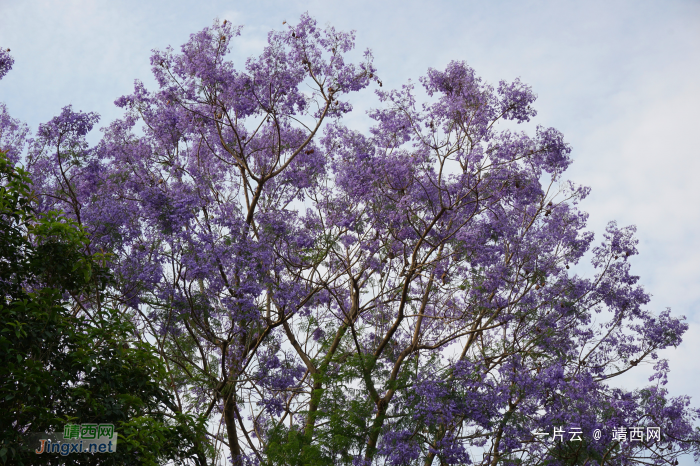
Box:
[1,14,698,466]
[0,47,13,81]
[0,103,29,165]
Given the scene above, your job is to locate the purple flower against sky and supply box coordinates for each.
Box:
[0,48,13,81]
[1,13,698,466]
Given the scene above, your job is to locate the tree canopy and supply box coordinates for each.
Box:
[0,151,208,465]
[1,15,699,465]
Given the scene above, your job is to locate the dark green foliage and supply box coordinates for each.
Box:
[0,152,206,465]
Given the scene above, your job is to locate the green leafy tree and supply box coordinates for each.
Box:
[0,151,209,465]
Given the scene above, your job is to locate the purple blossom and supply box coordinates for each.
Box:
[0,103,29,164]
[6,14,698,466]
[0,47,13,81]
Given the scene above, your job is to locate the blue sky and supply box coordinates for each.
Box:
[2,0,699,462]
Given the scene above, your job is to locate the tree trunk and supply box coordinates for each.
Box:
[223,382,242,465]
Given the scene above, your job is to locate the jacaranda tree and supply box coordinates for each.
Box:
[2,15,699,465]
